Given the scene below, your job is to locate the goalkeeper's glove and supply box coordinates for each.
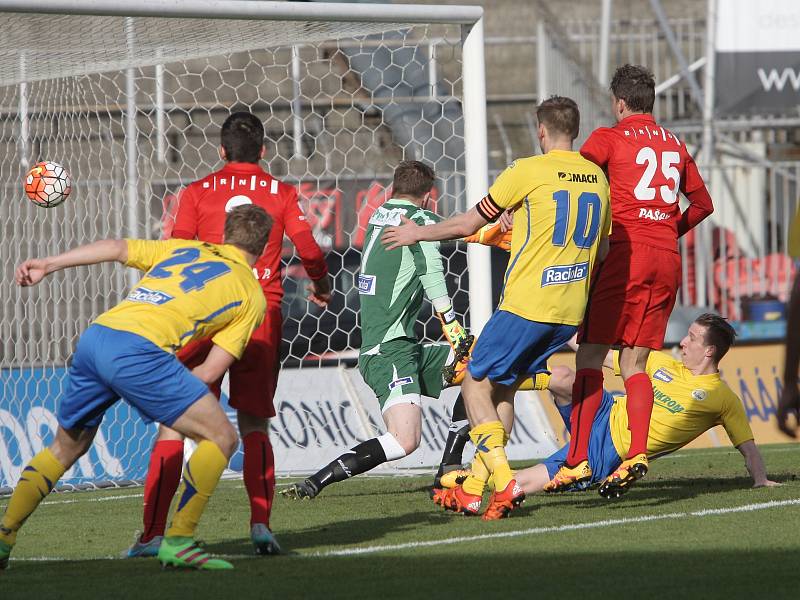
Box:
[437,307,475,362]
[461,221,512,252]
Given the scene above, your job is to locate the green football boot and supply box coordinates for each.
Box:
[157,536,233,570]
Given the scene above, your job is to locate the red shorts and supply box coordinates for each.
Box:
[178,304,283,419]
[578,242,681,349]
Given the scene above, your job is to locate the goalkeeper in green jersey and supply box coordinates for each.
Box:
[281,161,479,499]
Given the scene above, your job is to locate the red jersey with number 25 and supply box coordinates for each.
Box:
[172,161,328,304]
[580,113,707,252]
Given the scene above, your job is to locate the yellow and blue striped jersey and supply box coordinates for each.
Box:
[487,150,611,325]
[610,351,754,458]
[94,239,266,358]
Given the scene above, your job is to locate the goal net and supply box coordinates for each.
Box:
[0,1,558,492]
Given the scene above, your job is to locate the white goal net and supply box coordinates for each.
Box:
[0,1,558,491]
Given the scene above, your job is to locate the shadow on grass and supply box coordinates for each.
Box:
[206,508,455,555]
[535,472,799,512]
[3,547,797,599]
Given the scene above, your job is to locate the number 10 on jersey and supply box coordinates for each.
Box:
[552,190,601,249]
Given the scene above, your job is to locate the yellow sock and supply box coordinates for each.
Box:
[166,441,227,538]
[0,449,65,546]
[462,454,490,496]
[469,421,514,492]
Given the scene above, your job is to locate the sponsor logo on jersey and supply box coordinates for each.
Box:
[369,207,407,227]
[126,287,174,305]
[639,208,670,221]
[225,194,253,212]
[653,368,673,383]
[558,171,598,184]
[692,389,707,401]
[388,376,414,390]
[653,387,684,414]
[541,261,589,287]
[357,274,376,295]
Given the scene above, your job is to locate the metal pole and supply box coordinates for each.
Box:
[427,39,438,99]
[155,53,166,164]
[536,20,547,103]
[291,45,303,158]
[702,0,716,167]
[18,52,29,168]
[598,0,612,85]
[649,0,704,110]
[125,17,139,288]
[462,17,492,334]
[694,0,717,309]
[0,0,484,25]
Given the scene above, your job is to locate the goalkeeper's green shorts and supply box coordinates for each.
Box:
[358,337,452,412]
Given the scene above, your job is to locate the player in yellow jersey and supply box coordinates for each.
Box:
[383,96,611,519]
[516,314,779,495]
[779,210,800,436]
[0,205,271,572]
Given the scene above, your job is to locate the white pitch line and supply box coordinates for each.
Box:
[309,498,800,557]
[9,498,800,563]
[0,492,143,511]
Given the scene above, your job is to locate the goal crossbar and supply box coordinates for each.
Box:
[0,0,483,24]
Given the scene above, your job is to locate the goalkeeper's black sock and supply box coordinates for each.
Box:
[307,438,388,494]
[440,392,470,466]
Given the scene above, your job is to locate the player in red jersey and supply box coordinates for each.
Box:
[126,112,331,557]
[545,65,714,498]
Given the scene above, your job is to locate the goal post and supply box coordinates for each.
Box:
[0,0,510,491]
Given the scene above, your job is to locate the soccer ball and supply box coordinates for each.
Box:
[24,161,72,208]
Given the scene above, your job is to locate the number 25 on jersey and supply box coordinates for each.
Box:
[635,147,680,203]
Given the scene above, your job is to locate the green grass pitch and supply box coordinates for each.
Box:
[2,444,799,599]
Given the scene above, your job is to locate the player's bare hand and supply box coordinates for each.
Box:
[753,479,782,488]
[307,275,332,308]
[777,385,800,438]
[382,216,420,250]
[499,209,514,232]
[15,258,49,286]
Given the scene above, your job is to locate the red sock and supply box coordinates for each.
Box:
[566,369,604,466]
[141,440,184,542]
[624,372,654,458]
[243,431,275,528]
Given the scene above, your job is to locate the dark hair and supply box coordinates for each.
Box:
[224,204,273,256]
[610,64,656,113]
[220,111,264,163]
[694,313,737,363]
[536,96,580,140]
[392,160,435,198]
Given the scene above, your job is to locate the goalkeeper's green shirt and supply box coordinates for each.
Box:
[358,198,448,351]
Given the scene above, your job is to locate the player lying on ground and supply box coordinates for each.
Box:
[518,314,778,494]
[549,65,714,498]
[383,97,611,520]
[281,161,480,500]
[127,111,331,559]
[0,205,272,572]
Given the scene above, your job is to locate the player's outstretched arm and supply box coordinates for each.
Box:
[382,206,488,250]
[736,440,780,487]
[15,239,128,286]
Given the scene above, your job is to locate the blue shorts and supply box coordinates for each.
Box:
[542,390,623,484]
[468,310,577,386]
[58,324,209,430]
